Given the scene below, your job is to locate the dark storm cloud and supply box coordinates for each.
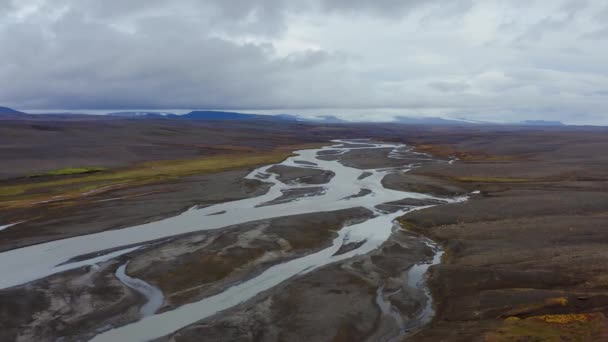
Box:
[0,0,607,124]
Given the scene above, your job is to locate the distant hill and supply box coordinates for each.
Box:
[180,111,272,120]
[519,120,565,126]
[105,110,275,121]
[0,106,25,116]
[394,116,474,125]
[0,107,578,127]
[104,110,350,123]
[394,116,568,127]
[313,115,347,123]
[273,114,301,121]
[106,110,291,121]
[108,111,177,118]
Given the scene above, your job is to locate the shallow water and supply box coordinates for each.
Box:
[0,221,25,231]
[404,239,445,333]
[115,262,164,317]
[375,284,407,342]
[0,140,448,290]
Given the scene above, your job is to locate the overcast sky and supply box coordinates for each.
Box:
[1,0,607,124]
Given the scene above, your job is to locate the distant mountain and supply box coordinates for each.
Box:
[105,110,293,121]
[103,110,355,123]
[0,106,25,116]
[108,111,177,118]
[0,108,576,127]
[179,110,279,121]
[312,115,347,123]
[519,120,565,126]
[393,116,474,125]
[273,114,301,121]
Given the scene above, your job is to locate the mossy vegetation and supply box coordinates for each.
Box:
[485,313,607,341]
[502,297,570,317]
[396,218,419,232]
[0,144,322,208]
[29,166,108,177]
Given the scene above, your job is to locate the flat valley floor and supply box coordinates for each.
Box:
[2,120,608,341]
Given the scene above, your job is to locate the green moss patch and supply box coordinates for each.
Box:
[29,167,108,177]
[0,149,300,207]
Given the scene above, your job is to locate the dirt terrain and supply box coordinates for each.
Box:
[394,129,608,341]
[2,119,608,341]
[0,119,334,179]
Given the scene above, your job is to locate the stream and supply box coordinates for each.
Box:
[115,261,164,318]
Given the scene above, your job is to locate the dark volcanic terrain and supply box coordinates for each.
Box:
[2,118,608,341]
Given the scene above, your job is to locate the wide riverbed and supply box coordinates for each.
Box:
[0,140,466,341]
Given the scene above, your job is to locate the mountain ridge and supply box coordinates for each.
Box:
[0,107,572,126]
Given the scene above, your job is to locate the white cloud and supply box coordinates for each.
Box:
[0,0,606,124]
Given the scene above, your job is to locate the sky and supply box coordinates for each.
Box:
[1,0,607,124]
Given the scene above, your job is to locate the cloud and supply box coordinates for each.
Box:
[0,0,607,124]
[428,81,470,93]
[583,26,608,40]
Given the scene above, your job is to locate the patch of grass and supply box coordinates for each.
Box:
[397,218,419,231]
[29,166,108,177]
[0,145,319,208]
[535,313,592,324]
[502,297,570,317]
